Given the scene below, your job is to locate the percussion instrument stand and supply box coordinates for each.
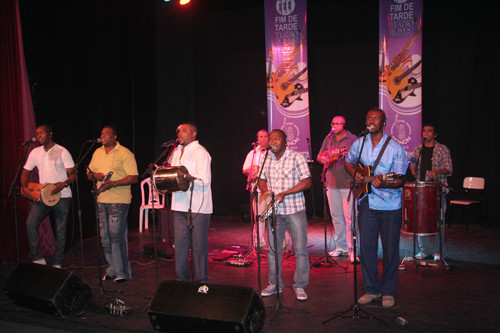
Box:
[324,131,386,327]
[311,165,342,269]
[8,145,32,264]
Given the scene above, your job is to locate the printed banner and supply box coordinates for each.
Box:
[379,0,422,157]
[265,0,311,160]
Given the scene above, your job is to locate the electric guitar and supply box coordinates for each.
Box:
[393,77,422,104]
[354,163,405,199]
[281,83,309,108]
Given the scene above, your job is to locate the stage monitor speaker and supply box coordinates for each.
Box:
[148,280,265,333]
[3,262,93,317]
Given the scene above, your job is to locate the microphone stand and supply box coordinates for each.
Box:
[411,142,425,271]
[251,149,270,293]
[141,143,176,288]
[69,140,101,281]
[187,180,195,282]
[312,139,342,268]
[324,130,386,326]
[88,167,121,295]
[7,143,33,264]
[306,138,319,220]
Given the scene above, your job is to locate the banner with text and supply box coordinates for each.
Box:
[379,0,422,157]
[265,0,311,160]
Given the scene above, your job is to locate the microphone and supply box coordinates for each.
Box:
[182,173,199,181]
[251,142,260,146]
[359,126,373,136]
[22,138,36,145]
[161,138,179,148]
[86,138,102,143]
[262,146,272,151]
[410,157,417,164]
[422,135,429,142]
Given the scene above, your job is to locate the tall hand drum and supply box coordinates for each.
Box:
[153,166,190,194]
[402,182,440,236]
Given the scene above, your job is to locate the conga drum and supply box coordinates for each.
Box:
[153,166,190,194]
[401,182,439,235]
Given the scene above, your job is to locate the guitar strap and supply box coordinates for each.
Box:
[371,136,392,175]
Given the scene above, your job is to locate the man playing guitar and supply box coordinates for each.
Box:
[317,116,357,262]
[21,124,75,268]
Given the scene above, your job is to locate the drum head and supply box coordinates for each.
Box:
[40,184,61,207]
[153,166,190,194]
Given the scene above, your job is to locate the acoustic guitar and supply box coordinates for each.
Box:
[319,146,348,169]
[354,163,405,199]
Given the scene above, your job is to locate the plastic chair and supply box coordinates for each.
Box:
[140,178,165,232]
[449,177,485,229]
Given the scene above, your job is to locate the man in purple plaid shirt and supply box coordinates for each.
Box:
[258,129,312,301]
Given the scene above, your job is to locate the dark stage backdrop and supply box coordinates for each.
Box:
[19,0,499,243]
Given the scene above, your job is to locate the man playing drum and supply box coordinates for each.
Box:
[21,124,75,268]
[166,122,212,283]
[411,124,452,261]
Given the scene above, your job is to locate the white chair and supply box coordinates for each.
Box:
[449,177,485,229]
[139,178,165,232]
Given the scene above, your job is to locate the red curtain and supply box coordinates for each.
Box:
[0,0,46,261]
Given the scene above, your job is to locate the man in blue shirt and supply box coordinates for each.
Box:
[345,108,408,308]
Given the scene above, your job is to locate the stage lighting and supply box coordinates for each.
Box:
[180,0,191,5]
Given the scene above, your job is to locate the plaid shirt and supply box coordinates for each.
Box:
[261,147,311,215]
[413,140,453,193]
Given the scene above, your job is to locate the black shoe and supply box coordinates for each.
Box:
[113,277,127,284]
[102,274,114,281]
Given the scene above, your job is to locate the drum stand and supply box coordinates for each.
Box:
[140,143,176,288]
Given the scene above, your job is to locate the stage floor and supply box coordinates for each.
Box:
[1,215,500,332]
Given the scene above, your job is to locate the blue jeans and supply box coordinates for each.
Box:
[26,198,71,265]
[267,209,309,289]
[358,197,402,297]
[327,188,355,251]
[98,203,131,280]
[173,211,211,283]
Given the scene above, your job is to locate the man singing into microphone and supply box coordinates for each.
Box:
[87,125,138,284]
[345,108,408,308]
[317,116,358,262]
[167,122,212,283]
[242,129,269,247]
[259,129,311,301]
[411,124,452,261]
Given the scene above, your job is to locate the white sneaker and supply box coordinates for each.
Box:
[32,258,46,265]
[261,284,283,297]
[294,287,308,301]
[52,264,61,269]
[433,253,441,261]
[415,252,430,260]
[329,248,348,257]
